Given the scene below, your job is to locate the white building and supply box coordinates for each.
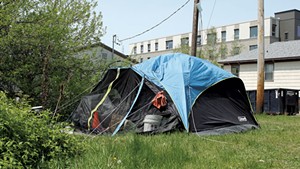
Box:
[218,40,300,114]
[129,9,300,63]
[218,40,300,90]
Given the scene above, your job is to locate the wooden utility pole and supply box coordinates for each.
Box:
[191,0,199,56]
[256,0,265,113]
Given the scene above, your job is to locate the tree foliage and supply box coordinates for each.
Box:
[173,28,228,66]
[202,27,219,61]
[0,0,104,118]
[229,39,243,56]
[173,44,191,55]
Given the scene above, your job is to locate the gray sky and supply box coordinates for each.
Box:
[96,0,299,54]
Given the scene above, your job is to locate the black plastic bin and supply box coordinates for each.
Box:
[247,88,299,115]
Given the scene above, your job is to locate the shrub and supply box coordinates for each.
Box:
[0,92,83,168]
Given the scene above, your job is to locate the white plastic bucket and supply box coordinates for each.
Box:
[143,115,162,132]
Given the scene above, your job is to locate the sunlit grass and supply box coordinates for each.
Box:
[49,114,300,169]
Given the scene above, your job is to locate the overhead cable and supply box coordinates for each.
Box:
[119,0,191,42]
[207,0,217,29]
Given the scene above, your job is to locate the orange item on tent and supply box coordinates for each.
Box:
[92,112,101,129]
[152,91,167,109]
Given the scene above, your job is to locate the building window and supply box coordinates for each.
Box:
[147,44,151,52]
[155,42,158,51]
[297,26,300,37]
[133,46,137,54]
[249,45,258,51]
[234,29,239,40]
[272,24,277,36]
[265,63,274,81]
[221,31,226,42]
[140,45,144,53]
[231,64,240,77]
[284,32,288,41]
[181,37,189,45]
[197,35,201,45]
[166,40,173,49]
[207,33,216,45]
[250,26,258,38]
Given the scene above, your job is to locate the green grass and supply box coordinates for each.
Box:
[49,115,300,169]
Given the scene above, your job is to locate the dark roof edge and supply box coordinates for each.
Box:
[79,42,138,63]
[219,56,300,64]
[275,9,300,14]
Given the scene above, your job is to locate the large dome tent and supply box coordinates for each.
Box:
[71,53,259,135]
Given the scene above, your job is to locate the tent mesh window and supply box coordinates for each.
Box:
[72,68,183,134]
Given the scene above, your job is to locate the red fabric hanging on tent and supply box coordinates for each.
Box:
[152,91,167,109]
[92,112,100,129]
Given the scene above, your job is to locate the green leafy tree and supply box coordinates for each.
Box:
[203,27,218,61]
[197,27,222,66]
[219,42,228,59]
[230,39,243,56]
[173,44,190,55]
[0,0,104,118]
[173,42,206,59]
[199,27,230,65]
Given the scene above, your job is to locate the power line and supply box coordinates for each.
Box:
[207,0,217,29]
[199,1,203,31]
[119,0,191,42]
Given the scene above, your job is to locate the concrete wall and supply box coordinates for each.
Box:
[275,9,300,41]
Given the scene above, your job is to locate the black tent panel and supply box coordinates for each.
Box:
[72,68,142,132]
[189,78,258,134]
